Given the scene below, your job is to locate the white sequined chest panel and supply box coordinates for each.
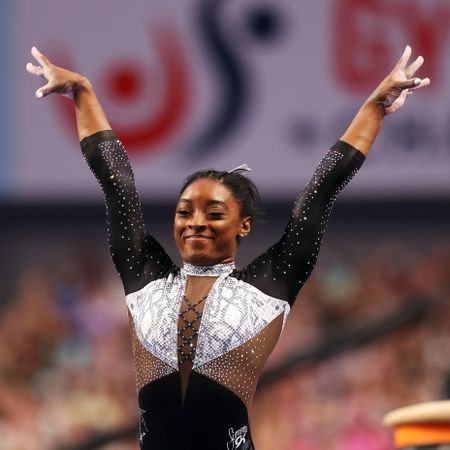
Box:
[125,271,290,374]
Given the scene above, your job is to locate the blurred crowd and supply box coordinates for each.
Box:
[0,236,449,450]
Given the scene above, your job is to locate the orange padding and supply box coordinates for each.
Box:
[394,423,450,447]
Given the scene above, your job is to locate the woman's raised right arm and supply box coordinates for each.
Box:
[26,47,174,295]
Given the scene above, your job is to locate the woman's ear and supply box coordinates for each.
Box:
[238,216,252,238]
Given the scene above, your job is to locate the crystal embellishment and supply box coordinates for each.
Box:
[181,262,236,277]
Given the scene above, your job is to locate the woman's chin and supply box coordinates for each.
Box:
[183,251,226,267]
[184,251,212,266]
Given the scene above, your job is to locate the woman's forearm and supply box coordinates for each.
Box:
[340,100,385,157]
[74,78,111,141]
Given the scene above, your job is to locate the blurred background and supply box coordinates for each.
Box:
[0,0,449,449]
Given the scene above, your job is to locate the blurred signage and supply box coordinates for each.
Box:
[7,0,450,200]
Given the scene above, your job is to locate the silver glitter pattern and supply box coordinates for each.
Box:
[126,270,290,375]
[181,262,236,277]
[192,275,290,368]
[126,272,184,370]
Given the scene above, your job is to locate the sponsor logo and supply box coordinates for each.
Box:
[227,425,248,449]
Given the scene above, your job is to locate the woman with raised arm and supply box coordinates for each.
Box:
[27,45,429,450]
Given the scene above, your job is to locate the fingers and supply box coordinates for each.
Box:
[26,62,44,77]
[31,46,51,68]
[409,77,431,91]
[399,77,431,92]
[26,60,48,98]
[399,78,421,90]
[405,55,424,78]
[27,47,55,98]
[399,76,430,90]
[394,45,412,71]
[385,76,430,115]
[385,90,408,115]
[394,46,431,89]
[26,58,49,98]
[36,82,52,98]
[382,45,430,115]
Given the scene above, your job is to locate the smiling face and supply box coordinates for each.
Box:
[174,178,251,266]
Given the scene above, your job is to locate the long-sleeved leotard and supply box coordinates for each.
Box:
[81,130,365,450]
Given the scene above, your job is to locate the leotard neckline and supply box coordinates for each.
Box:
[181,261,236,277]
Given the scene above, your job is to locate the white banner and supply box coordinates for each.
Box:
[7,0,450,200]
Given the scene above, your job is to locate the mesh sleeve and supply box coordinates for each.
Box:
[239,140,366,306]
[81,130,174,295]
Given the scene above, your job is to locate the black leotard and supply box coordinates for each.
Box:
[81,130,365,450]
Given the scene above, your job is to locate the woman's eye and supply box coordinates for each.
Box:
[208,212,224,219]
[176,210,191,216]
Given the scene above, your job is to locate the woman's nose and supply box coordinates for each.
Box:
[188,212,206,229]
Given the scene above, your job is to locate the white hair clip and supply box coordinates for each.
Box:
[227,163,252,174]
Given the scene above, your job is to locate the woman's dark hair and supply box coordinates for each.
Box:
[178,169,261,221]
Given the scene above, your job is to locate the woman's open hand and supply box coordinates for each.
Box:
[369,45,430,115]
[26,46,110,139]
[26,46,90,99]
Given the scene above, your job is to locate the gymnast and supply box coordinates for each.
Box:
[27,44,429,450]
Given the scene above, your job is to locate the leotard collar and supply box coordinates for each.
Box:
[181,261,236,277]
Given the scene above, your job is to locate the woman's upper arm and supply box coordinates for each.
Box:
[240,140,366,306]
[81,130,174,294]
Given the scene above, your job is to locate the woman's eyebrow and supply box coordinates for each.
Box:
[177,199,229,209]
[207,200,229,209]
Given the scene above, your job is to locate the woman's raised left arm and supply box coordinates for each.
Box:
[241,45,429,307]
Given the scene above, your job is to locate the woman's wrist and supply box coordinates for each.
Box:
[362,93,387,118]
[73,76,93,101]
[73,76,111,140]
[340,100,385,156]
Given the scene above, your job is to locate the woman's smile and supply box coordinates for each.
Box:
[185,234,213,242]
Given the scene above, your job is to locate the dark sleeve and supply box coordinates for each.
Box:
[80,130,175,295]
[238,140,366,306]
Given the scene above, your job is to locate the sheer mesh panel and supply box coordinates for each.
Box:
[177,293,208,403]
[196,312,284,408]
[128,312,175,391]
